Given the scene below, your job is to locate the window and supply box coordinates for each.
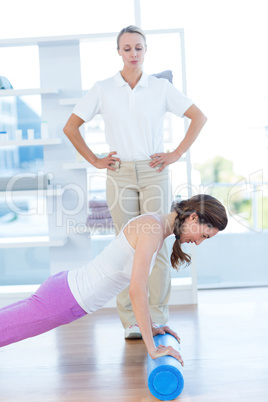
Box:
[0,0,134,39]
[1,0,267,289]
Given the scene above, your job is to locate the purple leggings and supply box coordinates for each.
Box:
[0,271,87,347]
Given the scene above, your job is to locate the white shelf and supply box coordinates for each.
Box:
[0,284,39,298]
[73,227,115,237]
[0,88,59,97]
[0,235,68,249]
[0,138,62,147]
[59,97,81,106]
[0,29,184,48]
[62,161,89,170]
[0,186,64,198]
[90,233,115,240]
[171,277,192,289]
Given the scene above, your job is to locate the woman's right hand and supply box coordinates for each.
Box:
[150,344,184,366]
[93,151,121,170]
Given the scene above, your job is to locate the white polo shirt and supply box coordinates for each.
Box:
[73,72,193,161]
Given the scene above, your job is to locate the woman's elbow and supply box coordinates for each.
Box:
[63,123,71,137]
[63,123,68,136]
[63,115,83,138]
[198,110,207,127]
[186,105,207,127]
[202,112,208,126]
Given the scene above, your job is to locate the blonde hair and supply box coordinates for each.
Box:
[117,25,147,50]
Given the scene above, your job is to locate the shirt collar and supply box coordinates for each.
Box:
[114,71,148,88]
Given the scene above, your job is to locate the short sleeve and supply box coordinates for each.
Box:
[165,80,193,117]
[73,83,101,123]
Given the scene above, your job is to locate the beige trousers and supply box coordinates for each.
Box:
[106,160,172,328]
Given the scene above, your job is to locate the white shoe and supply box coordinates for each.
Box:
[124,324,142,339]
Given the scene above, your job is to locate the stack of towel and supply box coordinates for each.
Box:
[86,198,114,230]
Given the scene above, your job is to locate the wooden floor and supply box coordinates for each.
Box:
[0,287,268,402]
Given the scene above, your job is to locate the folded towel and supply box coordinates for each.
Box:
[89,198,108,209]
[87,210,112,220]
[89,206,110,213]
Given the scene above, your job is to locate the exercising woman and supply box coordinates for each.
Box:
[0,194,227,366]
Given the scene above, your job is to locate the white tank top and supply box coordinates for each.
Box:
[67,216,161,314]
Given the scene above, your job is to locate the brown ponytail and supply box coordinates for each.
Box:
[170,194,228,270]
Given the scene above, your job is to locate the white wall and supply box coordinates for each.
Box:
[195,232,268,288]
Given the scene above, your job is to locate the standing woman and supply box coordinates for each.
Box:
[63,26,207,338]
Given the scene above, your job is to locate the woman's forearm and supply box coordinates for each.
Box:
[129,289,156,357]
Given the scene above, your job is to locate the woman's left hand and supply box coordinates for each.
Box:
[149,151,180,172]
[152,325,181,344]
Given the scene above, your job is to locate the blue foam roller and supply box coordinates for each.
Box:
[147,333,184,401]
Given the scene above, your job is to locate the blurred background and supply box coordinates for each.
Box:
[0,0,267,291]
